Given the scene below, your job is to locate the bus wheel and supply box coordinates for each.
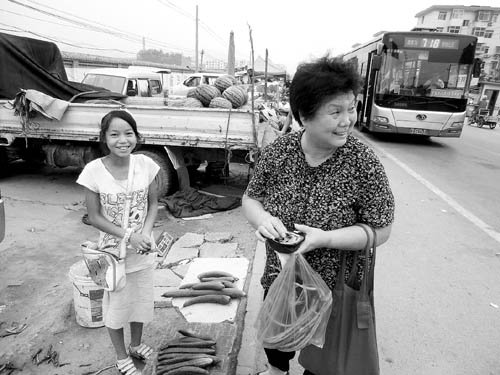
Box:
[135,149,176,197]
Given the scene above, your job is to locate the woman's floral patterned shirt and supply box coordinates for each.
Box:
[245,129,395,291]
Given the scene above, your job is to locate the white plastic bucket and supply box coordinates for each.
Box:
[68,260,105,328]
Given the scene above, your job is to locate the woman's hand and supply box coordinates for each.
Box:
[129,232,152,254]
[294,223,328,254]
[255,214,288,242]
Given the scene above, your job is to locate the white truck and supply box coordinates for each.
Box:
[0,33,271,197]
[169,72,223,97]
[81,68,171,98]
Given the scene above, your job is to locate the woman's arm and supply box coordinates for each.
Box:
[294,223,392,254]
[141,179,159,237]
[241,194,288,241]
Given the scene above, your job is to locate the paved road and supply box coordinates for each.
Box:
[246,126,500,375]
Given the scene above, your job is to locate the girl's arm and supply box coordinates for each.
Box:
[141,179,158,237]
[85,187,153,252]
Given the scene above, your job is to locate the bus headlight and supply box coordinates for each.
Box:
[451,121,463,128]
[374,116,389,123]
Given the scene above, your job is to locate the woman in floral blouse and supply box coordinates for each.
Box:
[242,55,395,375]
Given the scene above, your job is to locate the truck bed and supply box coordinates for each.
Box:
[0,101,260,150]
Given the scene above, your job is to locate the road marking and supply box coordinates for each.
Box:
[360,135,500,244]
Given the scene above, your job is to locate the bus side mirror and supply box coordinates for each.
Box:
[473,58,482,78]
[371,55,382,71]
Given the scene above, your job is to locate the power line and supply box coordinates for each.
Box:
[156,0,246,60]
[0,9,92,32]
[0,23,137,54]
[5,0,248,64]
[8,0,197,55]
[7,0,136,41]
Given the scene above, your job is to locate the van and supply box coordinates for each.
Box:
[82,68,170,97]
[170,72,223,97]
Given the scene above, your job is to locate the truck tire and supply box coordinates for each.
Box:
[135,149,176,197]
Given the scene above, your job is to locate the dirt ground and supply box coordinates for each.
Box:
[0,161,257,374]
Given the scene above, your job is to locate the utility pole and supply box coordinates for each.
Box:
[227,31,235,75]
[142,36,146,51]
[195,5,199,72]
[264,48,268,100]
[200,49,204,71]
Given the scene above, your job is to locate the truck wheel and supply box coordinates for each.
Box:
[135,149,176,197]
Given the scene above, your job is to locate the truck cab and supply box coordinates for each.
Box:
[170,72,223,97]
[82,68,170,97]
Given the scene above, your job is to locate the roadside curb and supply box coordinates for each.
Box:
[236,241,266,374]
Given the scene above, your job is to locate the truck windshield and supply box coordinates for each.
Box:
[374,48,471,112]
[82,74,126,94]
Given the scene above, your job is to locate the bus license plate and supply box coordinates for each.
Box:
[410,128,427,135]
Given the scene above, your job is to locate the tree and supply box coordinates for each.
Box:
[136,49,188,66]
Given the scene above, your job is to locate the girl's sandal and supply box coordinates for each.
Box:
[116,357,141,375]
[129,343,153,361]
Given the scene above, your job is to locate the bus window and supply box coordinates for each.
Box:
[447,64,468,88]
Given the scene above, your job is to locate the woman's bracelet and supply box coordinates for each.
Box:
[123,228,133,244]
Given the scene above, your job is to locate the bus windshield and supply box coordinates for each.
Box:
[375,48,472,111]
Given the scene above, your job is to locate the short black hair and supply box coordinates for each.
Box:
[290,55,362,126]
[99,110,141,153]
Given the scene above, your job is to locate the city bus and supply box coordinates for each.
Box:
[343,31,479,137]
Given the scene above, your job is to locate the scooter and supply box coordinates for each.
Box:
[470,109,498,129]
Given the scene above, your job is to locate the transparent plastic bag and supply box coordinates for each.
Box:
[255,253,333,351]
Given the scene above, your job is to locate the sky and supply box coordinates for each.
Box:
[0,0,489,74]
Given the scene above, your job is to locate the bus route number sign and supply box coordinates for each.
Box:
[404,37,459,50]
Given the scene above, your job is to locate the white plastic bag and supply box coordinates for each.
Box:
[81,241,126,292]
[255,253,333,351]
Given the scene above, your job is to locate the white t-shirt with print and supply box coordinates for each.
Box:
[77,153,160,273]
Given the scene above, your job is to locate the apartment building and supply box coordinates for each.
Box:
[415,5,500,115]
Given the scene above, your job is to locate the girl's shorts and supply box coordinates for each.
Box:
[102,266,154,329]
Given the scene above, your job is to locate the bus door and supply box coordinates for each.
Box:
[363,51,379,127]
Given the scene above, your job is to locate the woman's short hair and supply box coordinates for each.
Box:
[99,110,141,153]
[290,55,362,126]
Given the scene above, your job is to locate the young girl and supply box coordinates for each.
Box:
[77,110,159,375]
